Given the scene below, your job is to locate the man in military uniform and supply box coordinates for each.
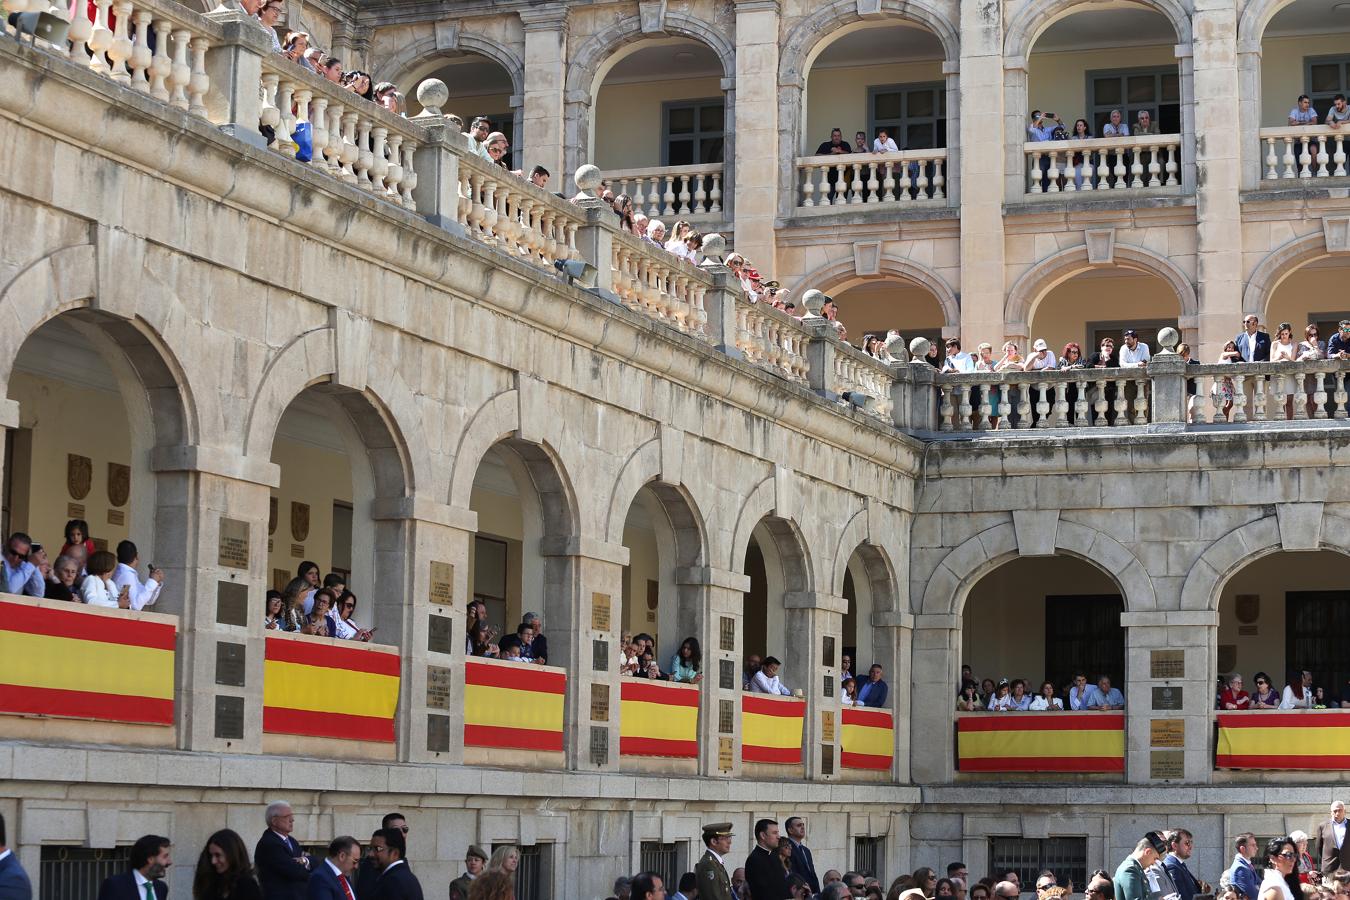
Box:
[696,822,735,900]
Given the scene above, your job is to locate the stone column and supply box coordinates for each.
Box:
[942,60,961,205]
[731,0,781,269]
[519,7,568,179]
[411,121,465,233]
[784,592,840,780]
[1192,0,1243,360]
[909,615,959,783]
[1121,610,1218,785]
[539,537,628,771]
[1237,46,1264,191]
[676,566,750,777]
[148,446,279,754]
[369,497,476,764]
[872,613,914,783]
[961,0,1008,349]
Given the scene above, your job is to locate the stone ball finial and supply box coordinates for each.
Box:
[801,289,826,317]
[884,333,909,363]
[1156,325,1180,354]
[415,79,449,117]
[909,336,932,361]
[701,232,726,262]
[574,164,602,195]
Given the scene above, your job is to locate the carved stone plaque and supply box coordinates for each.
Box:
[1235,593,1260,624]
[1152,686,1184,710]
[426,665,452,710]
[218,518,250,569]
[427,614,454,655]
[1150,719,1185,748]
[67,453,92,500]
[590,683,610,722]
[1150,649,1185,680]
[214,695,244,740]
[216,581,249,626]
[215,641,246,687]
[107,462,130,507]
[718,737,734,771]
[427,714,450,753]
[429,561,453,606]
[290,501,310,542]
[591,592,612,631]
[1150,749,1185,780]
[821,710,835,743]
[719,616,735,652]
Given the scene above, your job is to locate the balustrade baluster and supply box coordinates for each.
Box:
[385,133,404,199]
[1147,144,1162,186]
[1046,151,1061,193]
[849,161,863,204]
[938,386,955,432]
[1133,379,1149,425]
[692,175,707,214]
[866,163,880,203]
[1074,377,1089,426]
[88,0,113,75]
[1112,150,1128,189]
[274,80,296,156]
[1015,384,1032,429]
[168,28,192,110]
[709,173,722,213]
[1335,136,1349,178]
[932,159,946,199]
[661,177,675,217]
[128,10,152,92]
[1034,382,1051,426]
[976,384,992,430]
[677,175,692,214]
[1265,138,1279,179]
[1029,151,1043,193]
[1113,378,1130,424]
[1282,137,1296,179]
[956,385,973,431]
[1316,136,1331,177]
[1298,139,1313,178]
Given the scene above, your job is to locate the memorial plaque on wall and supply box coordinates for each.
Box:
[590,683,610,722]
[67,502,85,519]
[426,665,452,710]
[106,509,125,526]
[427,714,450,753]
[822,635,835,667]
[215,641,246,687]
[589,726,608,765]
[821,710,835,743]
[290,543,304,559]
[428,561,454,607]
[820,743,834,776]
[107,462,130,507]
[215,695,245,740]
[1150,649,1185,680]
[216,581,249,626]
[718,737,734,771]
[1150,749,1185,779]
[591,592,611,632]
[719,659,735,691]
[427,613,454,655]
[1152,686,1184,710]
[592,639,609,672]
[1150,719,1185,748]
[823,675,834,699]
[719,617,735,652]
[67,453,92,500]
[719,699,734,734]
[218,517,250,569]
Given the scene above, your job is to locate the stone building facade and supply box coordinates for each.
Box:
[0,0,1349,898]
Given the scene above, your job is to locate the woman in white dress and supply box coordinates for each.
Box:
[1258,836,1296,900]
[1271,322,1297,419]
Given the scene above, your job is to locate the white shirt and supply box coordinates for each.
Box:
[750,670,791,696]
[80,574,121,607]
[0,849,10,864]
[872,137,898,152]
[133,869,155,895]
[1,558,44,596]
[1026,350,1058,371]
[1260,868,1295,900]
[942,352,976,373]
[332,616,360,640]
[1118,342,1151,367]
[1280,684,1312,709]
[1335,818,1347,849]
[1029,695,1063,710]
[383,859,407,874]
[113,562,161,611]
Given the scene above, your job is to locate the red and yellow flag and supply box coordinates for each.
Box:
[741,694,805,764]
[0,597,175,725]
[263,635,401,742]
[1217,711,1350,769]
[841,707,894,770]
[620,680,699,758]
[463,658,565,752]
[957,712,1125,772]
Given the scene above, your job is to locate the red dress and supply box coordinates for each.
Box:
[1220,688,1251,709]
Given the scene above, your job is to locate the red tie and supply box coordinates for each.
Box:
[338,874,355,900]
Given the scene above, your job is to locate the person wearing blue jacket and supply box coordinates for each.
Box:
[857,665,889,708]
[1224,833,1260,900]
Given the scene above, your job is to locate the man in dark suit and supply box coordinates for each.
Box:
[370,828,423,900]
[256,802,313,900]
[96,834,171,900]
[745,819,789,900]
[307,836,361,900]
[355,831,385,899]
[1321,801,1348,877]
[1236,315,1271,362]
[784,817,819,895]
[0,813,33,900]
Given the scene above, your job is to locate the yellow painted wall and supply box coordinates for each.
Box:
[7,372,132,551]
[468,483,524,630]
[961,557,1119,686]
[621,520,661,643]
[1026,45,1177,128]
[834,281,947,341]
[804,60,945,154]
[1266,262,1350,330]
[594,76,724,170]
[1259,33,1350,127]
[268,437,352,587]
[1029,271,1182,354]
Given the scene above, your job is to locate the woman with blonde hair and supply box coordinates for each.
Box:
[488,845,520,875]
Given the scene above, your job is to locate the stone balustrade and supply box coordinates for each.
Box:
[609,228,710,337]
[831,340,896,421]
[607,164,724,221]
[1188,361,1349,423]
[794,149,948,209]
[933,367,1152,431]
[1023,134,1181,194]
[259,57,420,210]
[1260,126,1350,180]
[457,149,582,270]
[735,298,811,385]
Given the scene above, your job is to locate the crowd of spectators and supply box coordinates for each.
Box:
[1216,669,1350,711]
[957,666,1125,712]
[0,520,163,612]
[263,561,372,641]
[463,602,549,665]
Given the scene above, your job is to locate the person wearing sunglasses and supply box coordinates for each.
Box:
[1,531,46,597]
[1259,837,1298,900]
[1251,672,1281,709]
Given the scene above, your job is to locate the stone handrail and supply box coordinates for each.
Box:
[934,366,1151,431]
[1187,360,1349,423]
[794,149,947,208]
[607,163,724,220]
[832,340,896,421]
[736,299,810,385]
[458,148,582,270]
[259,56,421,210]
[1023,134,1181,194]
[609,228,711,338]
[1259,126,1350,180]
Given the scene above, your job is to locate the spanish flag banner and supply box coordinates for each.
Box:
[742,694,806,764]
[0,597,175,725]
[263,635,401,743]
[841,707,894,770]
[957,712,1125,772]
[620,680,699,758]
[463,658,565,752]
[1217,711,1350,769]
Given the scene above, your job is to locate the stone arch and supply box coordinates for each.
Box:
[1004,242,1198,337]
[1241,230,1343,319]
[779,0,959,91]
[603,437,708,569]
[920,519,1156,616]
[729,475,775,574]
[1004,0,1191,61]
[372,33,525,98]
[793,253,961,335]
[1237,0,1299,50]
[1180,512,1350,612]
[243,328,337,460]
[448,389,520,511]
[835,531,898,615]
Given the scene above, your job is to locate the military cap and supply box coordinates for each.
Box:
[466,844,489,862]
[702,822,734,840]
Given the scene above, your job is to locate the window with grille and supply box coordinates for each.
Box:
[1043,595,1124,696]
[40,846,131,900]
[854,836,885,881]
[1287,591,1350,698]
[663,100,725,166]
[1086,66,1180,136]
[1305,55,1350,116]
[640,841,685,892]
[989,837,1087,893]
[868,82,947,150]
[494,843,551,900]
